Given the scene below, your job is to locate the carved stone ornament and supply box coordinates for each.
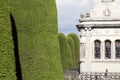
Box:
[115,29,119,33]
[103,9,111,16]
[105,30,110,33]
[101,0,114,2]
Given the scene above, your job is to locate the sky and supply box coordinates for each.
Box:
[56,0,120,35]
[56,0,99,35]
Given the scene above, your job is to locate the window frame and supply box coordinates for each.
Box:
[94,40,101,59]
[105,40,111,59]
[115,40,120,59]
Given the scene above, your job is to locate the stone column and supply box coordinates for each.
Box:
[102,42,105,60]
[92,42,94,60]
[112,42,115,60]
[85,35,92,71]
[84,26,93,72]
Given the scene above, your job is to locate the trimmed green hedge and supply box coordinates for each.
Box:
[8,0,64,80]
[7,0,58,33]
[58,33,73,70]
[67,36,75,69]
[0,0,16,80]
[68,33,80,68]
[67,42,74,70]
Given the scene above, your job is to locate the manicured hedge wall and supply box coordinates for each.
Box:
[58,33,73,70]
[0,0,16,80]
[8,0,64,80]
[68,33,80,68]
[67,41,74,70]
[67,36,75,69]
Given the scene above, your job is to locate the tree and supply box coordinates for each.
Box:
[58,33,73,70]
[67,36,75,69]
[0,0,16,80]
[68,33,80,68]
[8,0,64,80]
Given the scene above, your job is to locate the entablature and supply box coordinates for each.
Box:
[76,21,120,32]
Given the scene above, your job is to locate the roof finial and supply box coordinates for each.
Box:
[101,0,114,2]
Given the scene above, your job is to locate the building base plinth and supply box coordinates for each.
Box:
[80,72,120,80]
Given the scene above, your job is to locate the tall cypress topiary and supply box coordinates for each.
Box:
[0,0,16,80]
[8,0,64,80]
[67,36,75,69]
[68,33,80,68]
[66,41,74,70]
[58,33,73,70]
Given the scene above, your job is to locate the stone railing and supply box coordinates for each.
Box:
[80,72,120,80]
[63,70,120,80]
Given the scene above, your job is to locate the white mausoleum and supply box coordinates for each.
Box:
[76,0,120,73]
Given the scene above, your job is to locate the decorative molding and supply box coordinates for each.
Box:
[115,29,119,33]
[103,9,111,17]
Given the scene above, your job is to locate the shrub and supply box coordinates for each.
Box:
[68,33,80,68]
[8,0,64,80]
[67,36,75,69]
[67,42,74,70]
[58,33,73,70]
[0,0,16,80]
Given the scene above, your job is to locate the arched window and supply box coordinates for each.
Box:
[94,40,101,59]
[105,40,111,59]
[115,40,120,59]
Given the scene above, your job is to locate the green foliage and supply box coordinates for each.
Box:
[68,33,80,68]
[67,36,75,69]
[67,42,74,69]
[58,33,68,70]
[0,0,16,80]
[58,33,73,70]
[8,0,64,80]
[8,0,58,34]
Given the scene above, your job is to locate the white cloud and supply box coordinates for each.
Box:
[92,0,100,5]
[56,0,94,34]
[56,0,91,8]
[79,0,90,7]
[56,0,78,6]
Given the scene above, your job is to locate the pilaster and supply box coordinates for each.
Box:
[102,42,105,60]
[112,42,115,60]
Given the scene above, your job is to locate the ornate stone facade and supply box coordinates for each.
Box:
[76,0,120,75]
